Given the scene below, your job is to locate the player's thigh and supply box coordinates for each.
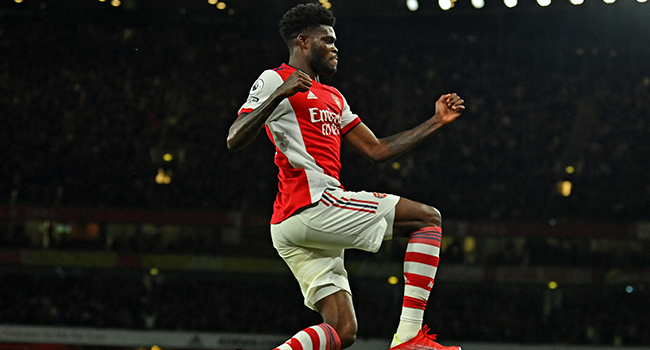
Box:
[271,224,350,310]
[298,188,400,252]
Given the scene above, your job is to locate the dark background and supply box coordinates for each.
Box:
[2,0,649,222]
[1,0,650,347]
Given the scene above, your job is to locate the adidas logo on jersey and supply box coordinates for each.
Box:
[307,91,318,99]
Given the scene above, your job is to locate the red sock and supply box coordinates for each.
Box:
[274,323,341,350]
[395,226,442,343]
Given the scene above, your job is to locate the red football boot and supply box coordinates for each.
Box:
[390,326,461,350]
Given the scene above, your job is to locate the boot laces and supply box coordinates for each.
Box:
[422,325,438,341]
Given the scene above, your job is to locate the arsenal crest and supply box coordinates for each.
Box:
[331,93,341,109]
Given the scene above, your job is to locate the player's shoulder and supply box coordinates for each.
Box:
[265,63,296,79]
[272,63,295,73]
[255,64,295,83]
[249,67,286,95]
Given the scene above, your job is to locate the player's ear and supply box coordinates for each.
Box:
[296,33,309,51]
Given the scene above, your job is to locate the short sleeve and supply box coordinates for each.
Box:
[339,94,361,135]
[238,70,284,115]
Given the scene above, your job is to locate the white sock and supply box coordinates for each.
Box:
[391,227,442,347]
[392,308,423,345]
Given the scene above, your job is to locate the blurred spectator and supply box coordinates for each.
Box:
[0,5,649,223]
[1,271,649,346]
[1,4,649,347]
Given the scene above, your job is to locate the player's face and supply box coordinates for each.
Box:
[307,25,338,76]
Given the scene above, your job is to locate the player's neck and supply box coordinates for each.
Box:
[288,57,319,82]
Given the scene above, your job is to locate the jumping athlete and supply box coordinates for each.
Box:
[228,3,465,350]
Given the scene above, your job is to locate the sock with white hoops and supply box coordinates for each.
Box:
[274,323,341,350]
[391,226,442,347]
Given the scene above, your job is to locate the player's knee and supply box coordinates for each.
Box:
[422,205,442,227]
[337,322,357,348]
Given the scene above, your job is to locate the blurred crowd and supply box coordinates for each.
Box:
[1,4,650,347]
[3,219,650,269]
[1,5,649,223]
[1,271,648,346]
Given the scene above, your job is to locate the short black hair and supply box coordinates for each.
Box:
[278,3,336,45]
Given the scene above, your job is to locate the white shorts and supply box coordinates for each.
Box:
[271,187,400,310]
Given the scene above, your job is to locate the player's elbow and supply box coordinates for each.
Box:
[357,147,389,164]
[367,152,393,165]
[365,143,395,164]
[226,140,243,151]
[226,125,250,151]
[226,134,243,151]
[226,136,235,151]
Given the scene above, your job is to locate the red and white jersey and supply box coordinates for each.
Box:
[238,64,361,224]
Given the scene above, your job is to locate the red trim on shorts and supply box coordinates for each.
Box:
[331,202,376,213]
[321,191,378,214]
[341,196,378,205]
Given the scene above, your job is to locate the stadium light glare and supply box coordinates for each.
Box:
[471,0,485,8]
[638,0,648,3]
[537,0,551,6]
[603,0,615,3]
[570,0,584,4]
[208,0,218,4]
[14,0,24,3]
[406,0,419,11]
[548,281,558,289]
[156,168,172,184]
[388,276,399,285]
[216,1,226,9]
[565,166,575,174]
[463,237,476,254]
[439,0,453,10]
[558,181,572,197]
[504,0,518,8]
[111,0,121,7]
[319,0,332,9]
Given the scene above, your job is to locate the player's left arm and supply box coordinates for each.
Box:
[343,93,465,164]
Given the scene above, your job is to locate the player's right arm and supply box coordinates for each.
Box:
[227,70,312,151]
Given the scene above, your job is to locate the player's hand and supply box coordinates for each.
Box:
[276,70,313,99]
[433,93,465,125]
